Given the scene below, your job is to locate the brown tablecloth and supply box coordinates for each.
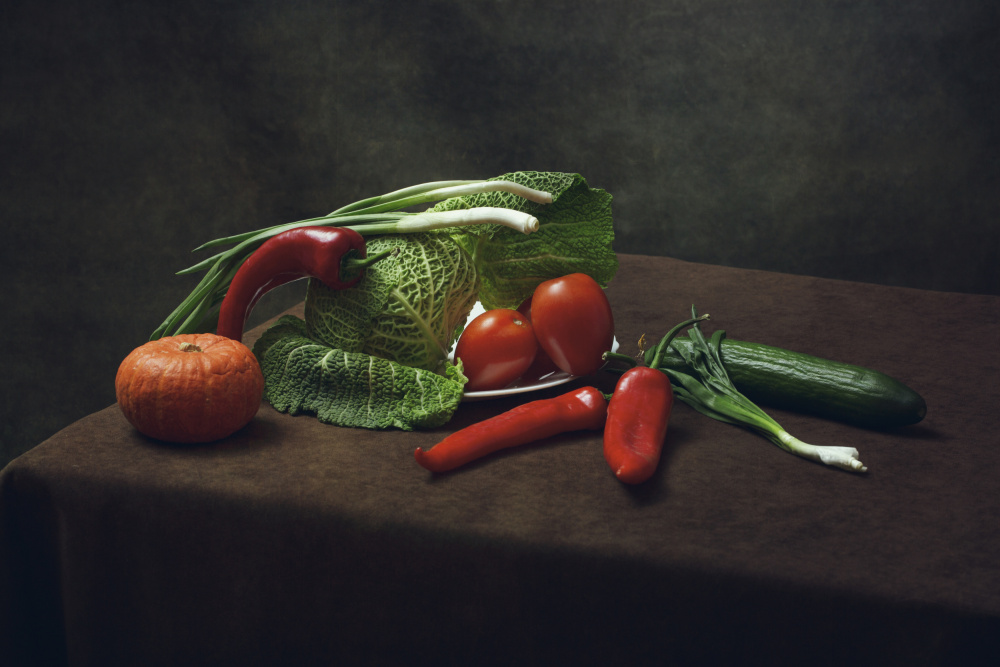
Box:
[3,254,999,666]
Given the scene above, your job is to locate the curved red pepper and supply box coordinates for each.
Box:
[414,386,608,473]
[604,367,673,484]
[217,226,368,342]
[603,314,709,484]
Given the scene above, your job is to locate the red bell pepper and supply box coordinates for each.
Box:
[603,314,708,484]
[603,367,674,484]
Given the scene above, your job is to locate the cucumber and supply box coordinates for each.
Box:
[650,337,926,429]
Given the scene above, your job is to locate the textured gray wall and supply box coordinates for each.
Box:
[2,0,998,466]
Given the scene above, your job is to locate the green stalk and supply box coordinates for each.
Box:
[151,255,244,339]
[657,307,867,473]
[602,314,709,372]
[601,351,638,369]
[191,213,409,255]
[328,180,479,215]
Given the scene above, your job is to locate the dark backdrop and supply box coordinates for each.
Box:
[2,0,998,467]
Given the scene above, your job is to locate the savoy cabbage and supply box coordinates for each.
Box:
[304,232,479,374]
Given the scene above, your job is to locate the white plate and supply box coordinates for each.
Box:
[449,302,620,402]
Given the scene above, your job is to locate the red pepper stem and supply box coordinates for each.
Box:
[647,314,710,371]
[339,246,398,282]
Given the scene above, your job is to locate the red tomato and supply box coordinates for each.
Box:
[516,296,562,381]
[454,308,538,391]
[529,273,614,377]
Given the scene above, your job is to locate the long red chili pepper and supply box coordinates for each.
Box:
[217,226,386,342]
[414,386,608,473]
[603,314,709,484]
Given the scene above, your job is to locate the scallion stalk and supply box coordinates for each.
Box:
[328,180,479,216]
[653,307,868,473]
[346,207,539,236]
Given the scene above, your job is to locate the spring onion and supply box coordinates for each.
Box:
[151,180,550,340]
[652,307,868,473]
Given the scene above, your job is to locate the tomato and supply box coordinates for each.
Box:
[529,273,615,377]
[454,308,539,391]
[516,296,562,381]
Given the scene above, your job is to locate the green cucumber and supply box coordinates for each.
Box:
[649,336,926,429]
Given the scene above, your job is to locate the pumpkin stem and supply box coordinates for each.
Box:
[179,342,203,353]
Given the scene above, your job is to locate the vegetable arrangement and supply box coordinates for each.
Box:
[117,168,926,484]
[127,172,616,438]
[415,311,703,481]
[417,305,926,479]
[153,172,615,342]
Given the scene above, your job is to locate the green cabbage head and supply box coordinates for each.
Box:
[303,232,479,374]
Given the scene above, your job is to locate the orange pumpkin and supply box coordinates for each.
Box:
[115,333,265,443]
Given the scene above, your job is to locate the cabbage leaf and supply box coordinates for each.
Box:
[432,171,618,309]
[252,315,467,430]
